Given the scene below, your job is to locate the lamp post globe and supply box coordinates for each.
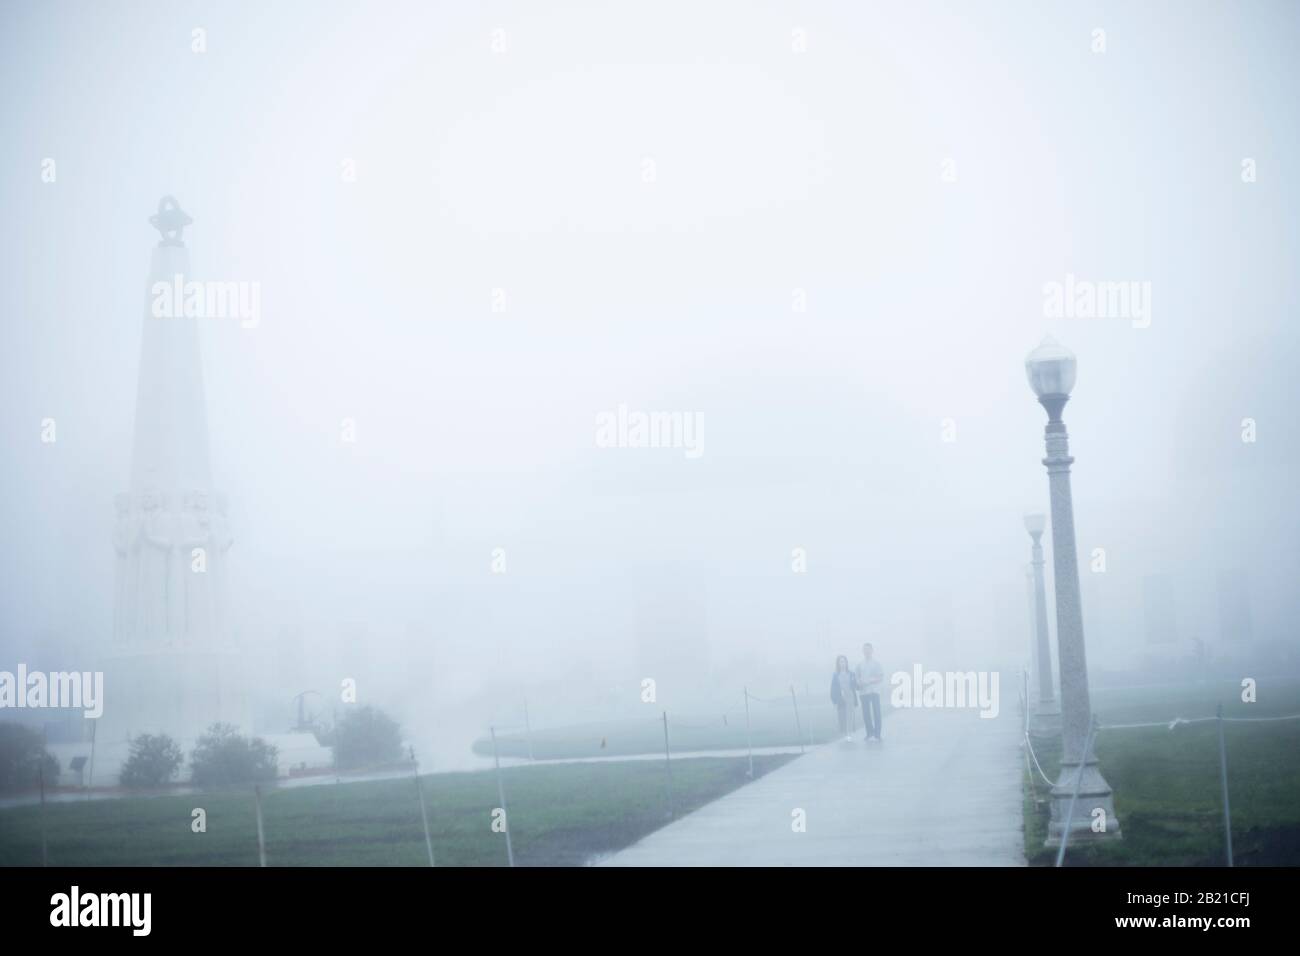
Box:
[1024,335,1077,411]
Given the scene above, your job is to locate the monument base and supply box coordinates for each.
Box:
[95,644,253,746]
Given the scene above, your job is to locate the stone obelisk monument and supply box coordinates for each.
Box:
[100,197,249,743]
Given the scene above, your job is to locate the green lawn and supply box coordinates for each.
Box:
[0,754,793,867]
[1023,678,1300,865]
[475,698,843,760]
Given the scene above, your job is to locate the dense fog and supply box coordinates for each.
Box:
[2,0,1297,769]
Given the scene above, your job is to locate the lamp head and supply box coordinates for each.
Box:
[1023,513,1046,538]
[1025,336,1077,421]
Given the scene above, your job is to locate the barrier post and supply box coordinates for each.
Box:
[1216,703,1234,867]
[333,705,341,784]
[411,747,435,867]
[254,784,268,867]
[804,681,812,743]
[662,711,675,818]
[489,726,515,867]
[86,719,97,798]
[1022,733,1038,801]
[790,685,806,754]
[38,758,48,867]
[523,696,535,762]
[743,687,754,778]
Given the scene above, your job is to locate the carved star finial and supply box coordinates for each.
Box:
[150,195,192,247]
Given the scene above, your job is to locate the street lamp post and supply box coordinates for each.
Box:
[1023,514,1061,737]
[1025,337,1120,846]
[1023,564,1038,700]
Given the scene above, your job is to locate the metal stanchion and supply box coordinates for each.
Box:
[790,685,806,754]
[1020,669,1035,803]
[411,747,435,867]
[662,711,675,818]
[86,720,97,798]
[523,696,535,762]
[1216,703,1234,867]
[333,705,341,784]
[254,784,268,867]
[743,687,754,778]
[804,686,815,748]
[489,726,515,867]
[38,759,48,867]
[1022,733,1038,802]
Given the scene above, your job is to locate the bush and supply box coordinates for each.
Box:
[189,723,279,787]
[119,733,183,789]
[0,723,59,793]
[333,706,404,770]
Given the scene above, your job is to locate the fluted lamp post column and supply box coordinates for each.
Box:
[1025,336,1120,846]
[1023,514,1061,737]
[1024,563,1038,702]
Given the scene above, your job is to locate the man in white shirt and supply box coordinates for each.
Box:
[855,642,884,742]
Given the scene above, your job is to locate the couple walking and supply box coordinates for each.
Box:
[830,643,884,742]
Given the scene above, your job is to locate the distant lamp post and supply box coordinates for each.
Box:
[1023,513,1061,737]
[1023,563,1038,698]
[1025,336,1120,846]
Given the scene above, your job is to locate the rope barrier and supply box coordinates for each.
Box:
[1098,712,1300,731]
[1022,733,1056,787]
[1025,709,1300,823]
[1098,717,1216,731]
[1026,705,1300,866]
[1223,712,1300,723]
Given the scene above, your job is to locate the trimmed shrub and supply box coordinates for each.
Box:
[189,723,278,787]
[119,733,184,789]
[333,706,404,770]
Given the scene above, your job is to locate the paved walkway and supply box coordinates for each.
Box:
[599,705,1025,865]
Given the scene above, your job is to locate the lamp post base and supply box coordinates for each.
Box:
[1044,760,1122,847]
[1027,700,1062,738]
